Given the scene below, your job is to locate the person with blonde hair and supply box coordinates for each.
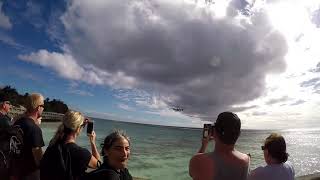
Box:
[40,111,100,180]
[12,93,45,180]
[249,133,295,180]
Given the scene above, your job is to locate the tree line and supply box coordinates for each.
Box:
[0,86,68,114]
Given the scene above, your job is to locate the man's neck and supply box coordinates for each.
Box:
[267,157,281,165]
[214,142,235,153]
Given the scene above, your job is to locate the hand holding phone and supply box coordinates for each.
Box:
[87,121,94,134]
[203,124,211,138]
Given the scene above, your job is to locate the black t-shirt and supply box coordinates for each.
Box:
[66,143,92,177]
[41,142,92,180]
[0,113,10,129]
[13,117,45,175]
[83,157,133,180]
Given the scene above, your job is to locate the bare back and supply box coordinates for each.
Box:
[210,150,249,180]
[189,150,250,180]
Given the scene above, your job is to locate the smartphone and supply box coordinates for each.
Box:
[203,124,211,138]
[87,121,94,134]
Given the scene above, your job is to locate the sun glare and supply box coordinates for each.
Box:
[265,1,320,75]
[266,2,310,41]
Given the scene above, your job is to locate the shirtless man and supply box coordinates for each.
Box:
[189,112,250,180]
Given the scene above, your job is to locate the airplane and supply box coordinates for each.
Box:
[172,107,184,112]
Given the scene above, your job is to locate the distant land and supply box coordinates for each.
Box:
[0,85,69,114]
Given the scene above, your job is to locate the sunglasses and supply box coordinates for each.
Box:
[80,122,87,128]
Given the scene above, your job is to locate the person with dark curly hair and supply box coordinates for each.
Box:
[249,133,295,180]
[83,130,132,180]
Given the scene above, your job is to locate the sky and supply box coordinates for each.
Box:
[0,0,320,129]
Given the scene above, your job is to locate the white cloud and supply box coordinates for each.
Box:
[118,103,135,111]
[0,2,12,29]
[18,49,137,89]
[68,89,94,97]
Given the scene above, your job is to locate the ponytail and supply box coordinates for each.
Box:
[49,124,65,146]
[49,111,84,146]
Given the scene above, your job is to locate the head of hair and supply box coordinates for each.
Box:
[0,95,9,105]
[25,93,44,113]
[214,111,241,145]
[264,133,288,163]
[49,111,85,146]
[0,96,10,111]
[101,130,130,157]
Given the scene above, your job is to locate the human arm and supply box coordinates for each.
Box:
[31,125,45,167]
[87,131,101,168]
[88,131,100,160]
[198,136,211,153]
[32,147,43,167]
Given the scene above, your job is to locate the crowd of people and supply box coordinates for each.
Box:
[0,94,294,180]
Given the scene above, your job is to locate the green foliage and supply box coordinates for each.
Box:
[0,86,68,114]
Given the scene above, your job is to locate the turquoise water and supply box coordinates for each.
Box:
[41,119,320,180]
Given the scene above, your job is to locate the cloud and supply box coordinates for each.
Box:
[309,62,320,73]
[290,100,306,106]
[67,82,94,96]
[0,32,23,48]
[252,111,268,116]
[266,96,291,105]
[118,103,135,111]
[231,105,258,112]
[312,7,320,28]
[68,89,93,97]
[227,0,255,16]
[21,0,288,121]
[0,2,12,29]
[18,49,137,89]
[300,77,320,88]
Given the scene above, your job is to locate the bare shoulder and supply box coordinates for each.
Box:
[234,151,250,166]
[189,153,214,179]
[190,153,212,166]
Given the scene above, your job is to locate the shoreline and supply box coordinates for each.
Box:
[296,172,320,180]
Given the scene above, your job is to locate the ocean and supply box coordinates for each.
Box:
[41,118,320,180]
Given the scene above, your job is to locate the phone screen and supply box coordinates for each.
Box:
[87,121,94,134]
[203,124,211,138]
